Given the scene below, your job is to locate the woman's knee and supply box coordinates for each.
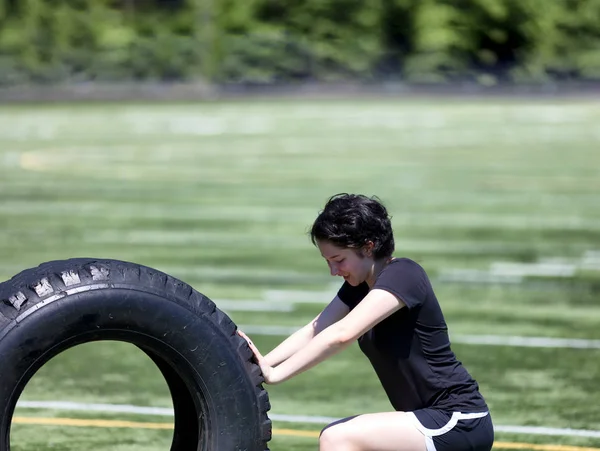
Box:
[319,423,355,451]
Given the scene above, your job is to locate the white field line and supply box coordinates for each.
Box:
[161,266,326,284]
[238,325,600,349]
[451,335,600,349]
[84,230,309,249]
[28,229,593,259]
[439,250,600,283]
[17,401,173,416]
[215,299,293,312]
[6,157,600,209]
[0,201,315,223]
[14,401,600,438]
[0,265,325,287]
[0,265,326,286]
[116,104,596,126]
[3,105,598,154]
[437,270,524,284]
[264,288,337,303]
[81,232,541,254]
[4,200,600,231]
[6,104,593,140]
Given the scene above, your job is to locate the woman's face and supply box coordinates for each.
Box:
[317,240,374,286]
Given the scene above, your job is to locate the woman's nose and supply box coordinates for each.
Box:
[329,263,339,276]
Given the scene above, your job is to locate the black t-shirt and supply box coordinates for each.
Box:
[337,258,488,413]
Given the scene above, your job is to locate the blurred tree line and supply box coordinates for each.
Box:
[0,0,599,86]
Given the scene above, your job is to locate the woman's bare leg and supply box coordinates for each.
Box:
[319,411,427,451]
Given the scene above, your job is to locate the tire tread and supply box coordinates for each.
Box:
[0,257,272,448]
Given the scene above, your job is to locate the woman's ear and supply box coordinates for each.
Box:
[363,241,375,257]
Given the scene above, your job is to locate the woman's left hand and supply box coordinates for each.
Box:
[237,330,279,384]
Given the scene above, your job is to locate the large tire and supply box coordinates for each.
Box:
[0,258,272,450]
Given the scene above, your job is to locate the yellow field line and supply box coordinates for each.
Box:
[13,417,173,430]
[19,152,46,173]
[272,428,320,438]
[12,417,600,451]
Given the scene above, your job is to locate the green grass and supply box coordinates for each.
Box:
[1,98,600,450]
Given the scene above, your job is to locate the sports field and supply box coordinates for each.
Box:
[1,97,599,451]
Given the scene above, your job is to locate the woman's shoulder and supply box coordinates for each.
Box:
[379,257,431,285]
[387,257,426,273]
[374,257,431,308]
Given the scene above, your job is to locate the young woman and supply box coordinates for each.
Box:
[238,193,494,451]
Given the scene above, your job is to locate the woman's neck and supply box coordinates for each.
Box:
[366,256,393,288]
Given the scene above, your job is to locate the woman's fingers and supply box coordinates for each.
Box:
[237,330,276,383]
[238,330,262,358]
[238,329,253,345]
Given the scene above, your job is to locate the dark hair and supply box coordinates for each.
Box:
[310,193,395,259]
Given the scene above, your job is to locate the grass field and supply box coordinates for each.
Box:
[1,97,600,450]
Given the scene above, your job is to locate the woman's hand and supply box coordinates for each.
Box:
[237,330,279,384]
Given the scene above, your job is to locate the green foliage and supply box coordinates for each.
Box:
[250,0,385,80]
[0,0,599,85]
[212,0,386,83]
[403,0,472,82]
[219,29,313,83]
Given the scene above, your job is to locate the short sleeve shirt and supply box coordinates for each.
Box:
[337,258,488,412]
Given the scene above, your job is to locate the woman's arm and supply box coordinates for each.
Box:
[267,289,405,384]
[263,297,350,366]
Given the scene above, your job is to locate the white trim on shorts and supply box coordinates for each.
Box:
[407,411,489,451]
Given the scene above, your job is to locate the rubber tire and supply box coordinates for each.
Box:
[0,258,272,451]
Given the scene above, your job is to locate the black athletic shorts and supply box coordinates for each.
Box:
[408,409,494,451]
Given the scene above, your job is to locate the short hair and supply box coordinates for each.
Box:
[310,193,395,259]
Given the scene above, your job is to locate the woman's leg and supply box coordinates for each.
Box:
[319,411,427,451]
